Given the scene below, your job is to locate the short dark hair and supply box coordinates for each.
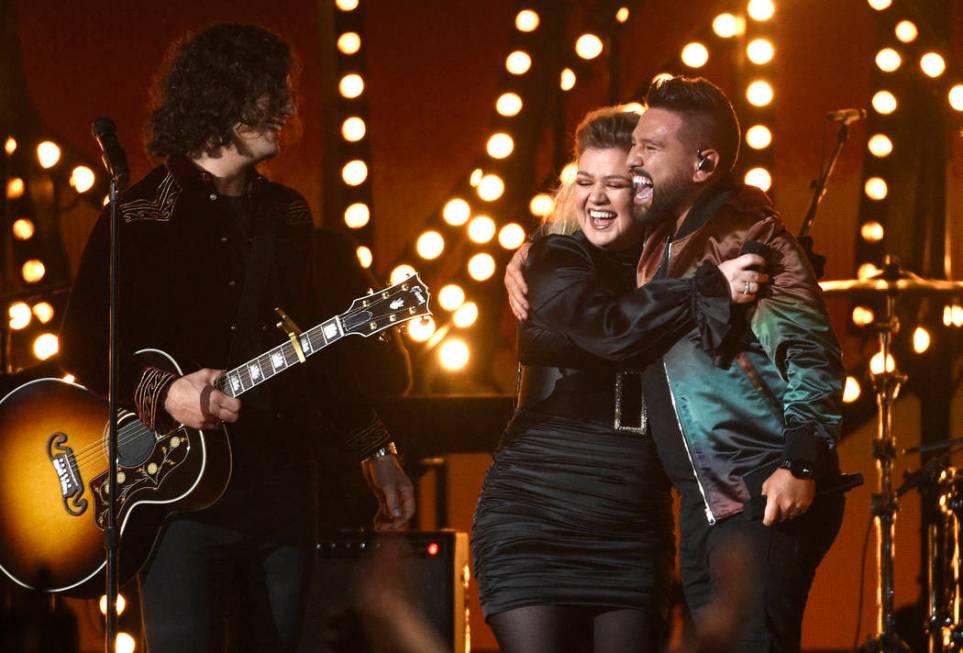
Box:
[147,24,297,158]
[574,107,640,157]
[645,76,740,172]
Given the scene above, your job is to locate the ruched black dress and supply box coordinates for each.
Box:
[472,230,730,626]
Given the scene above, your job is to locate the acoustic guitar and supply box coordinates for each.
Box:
[0,276,430,596]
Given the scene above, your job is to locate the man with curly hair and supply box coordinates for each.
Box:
[60,23,415,652]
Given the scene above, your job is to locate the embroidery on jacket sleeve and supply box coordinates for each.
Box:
[121,172,182,223]
[284,197,313,225]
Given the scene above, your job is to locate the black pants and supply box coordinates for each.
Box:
[678,491,844,653]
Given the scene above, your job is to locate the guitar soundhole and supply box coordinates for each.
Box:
[115,414,158,468]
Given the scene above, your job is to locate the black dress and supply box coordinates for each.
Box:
[472,230,727,625]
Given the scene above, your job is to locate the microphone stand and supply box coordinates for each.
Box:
[799,121,850,240]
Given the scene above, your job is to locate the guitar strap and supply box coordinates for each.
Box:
[227,199,278,366]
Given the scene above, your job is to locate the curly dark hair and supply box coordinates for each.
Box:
[146,23,297,158]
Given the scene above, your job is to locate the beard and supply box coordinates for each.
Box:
[631,169,695,227]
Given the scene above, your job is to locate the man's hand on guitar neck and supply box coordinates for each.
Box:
[362,454,416,531]
[163,368,241,430]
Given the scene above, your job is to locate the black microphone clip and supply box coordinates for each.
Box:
[826,108,867,126]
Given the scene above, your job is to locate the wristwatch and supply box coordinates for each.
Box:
[779,457,815,480]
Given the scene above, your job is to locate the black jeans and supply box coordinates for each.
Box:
[678,491,845,653]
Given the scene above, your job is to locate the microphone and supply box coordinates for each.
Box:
[826,108,866,125]
[91,117,130,190]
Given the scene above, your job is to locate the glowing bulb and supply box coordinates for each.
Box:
[615,6,630,22]
[712,13,744,38]
[443,198,471,226]
[7,177,25,199]
[469,168,483,186]
[486,132,514,159]
[861,221,884,242]
[872,90,897,115]
[747,0,775,21]
[477,174,505,202]
[870,350,896,375]
[4,136,15,155]
[438,284,466,311]
[496,92,523,117]
[356,246,372,268]
[506,51,532,75]
[468,253,496,281]
[529,193,555,217]
[575,34,604,60]
[864,177,888,201]
[22,260,45,283]
[342,160,368,186]
[63,374,75,384]
[12,218,34,240]
[339,73,365,99]
[745,125,772,149]
[858,262,881,280]
[416,230,445,260]
[68,165,95,193]
[875,48,901,73]
[453,301,479,328]
[559,162,578,184]
[949,85,963,112]
[336,0,359,9]
[681,42,709,68]
[390,264,417,285]
[515,9,539,32]
[8,303,31,330]
[36,141,61,169]
[341,116,366,142]
[746,80,774,107]
[868,134,893,157]
[852,305,875,326]
[560,68,576,91]
[746,39,774,65]
[32,302,54,324]
[99,594,127,616]
[407,316,436,342]
[337,32,361,55]
[920,52,946,78]
[895,20,917,43]
[438,338,470,371]
[468,215,496,244]
[114,631,136,653]
[913,326,930,354]
[744,167,772,192]
[343,203,369,229]
[33,333,59,360]
[499,223,527,250]
[843,376,861,403]
[951,305,963,327]
[867,0,891,9]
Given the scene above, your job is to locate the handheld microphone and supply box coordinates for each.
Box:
[91,117,130,190]
[826,108,867,125]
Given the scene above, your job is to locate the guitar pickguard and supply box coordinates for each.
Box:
[47,432,88,517]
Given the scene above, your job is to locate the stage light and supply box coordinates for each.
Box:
[63,374,75,383]
[895,20,917,43]
[746,80,774,107]
[875,48,901,73]
[33,333,59,361]
[615,6,630,23]
[468,215,496,244]
[499,223,526,250]
[744,167,772,192]
[712,13,742,37]
[477,174,504,202]
[12,218,34,240]
[747,0,775,21]
[342,160,368,186]
[8,303,31,330]
[407,316,436,342]
[439,338,470,371]
[343,203,370,229]
[560,68,576,91]
[867,0,891,9]
[469,168,483,186]
[946,305,963,327]
[861,221,885,242]
[872,90,897,114]
[486,132,514,159]
[390,264,417,285]
[575,34,603,60]
[4,136,15,155]
[506,51,532,75]
[559,162,578,184]
[530,193,555,217]
[681,42,709,68]
[454,301,479,328]
[336,0,359,10]
[356,246,372,268]
[949,85,963,111]
[913,326,930,354]
[870,350,895,375]
[747,39,774,65]
[852,305,875,326]
[115,632,136,653]
[22,260,45,283]
[745,125,772,149]
[920,52,946,78]
[7,177,25,199]
[341,116,366,142]
[443,198,471,226]
[339,73,364,99]
[864,177,888,200]
[32,302,54,324]
[515,9,539,32]
[868,134,893,157]
[438,284,466,311]
[496,92,523,117]
[468,253,496,281]
[622,102,645,114]
[99,594,127,617]
[416,230,445,260]
[70,165,95,193]
[36,141,61,169]
[843,376,861,403]
[858,262,881,280]
[337,32,361,55]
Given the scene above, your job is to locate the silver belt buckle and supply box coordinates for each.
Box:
[614,370,647,434]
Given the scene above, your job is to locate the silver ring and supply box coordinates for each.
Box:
[742,280,751,295]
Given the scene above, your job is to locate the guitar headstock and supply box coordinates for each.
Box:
[341,274,432,338]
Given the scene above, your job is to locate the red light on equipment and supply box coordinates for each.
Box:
[427,542,440,556]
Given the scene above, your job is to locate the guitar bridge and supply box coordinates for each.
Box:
[47,432,88,517]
